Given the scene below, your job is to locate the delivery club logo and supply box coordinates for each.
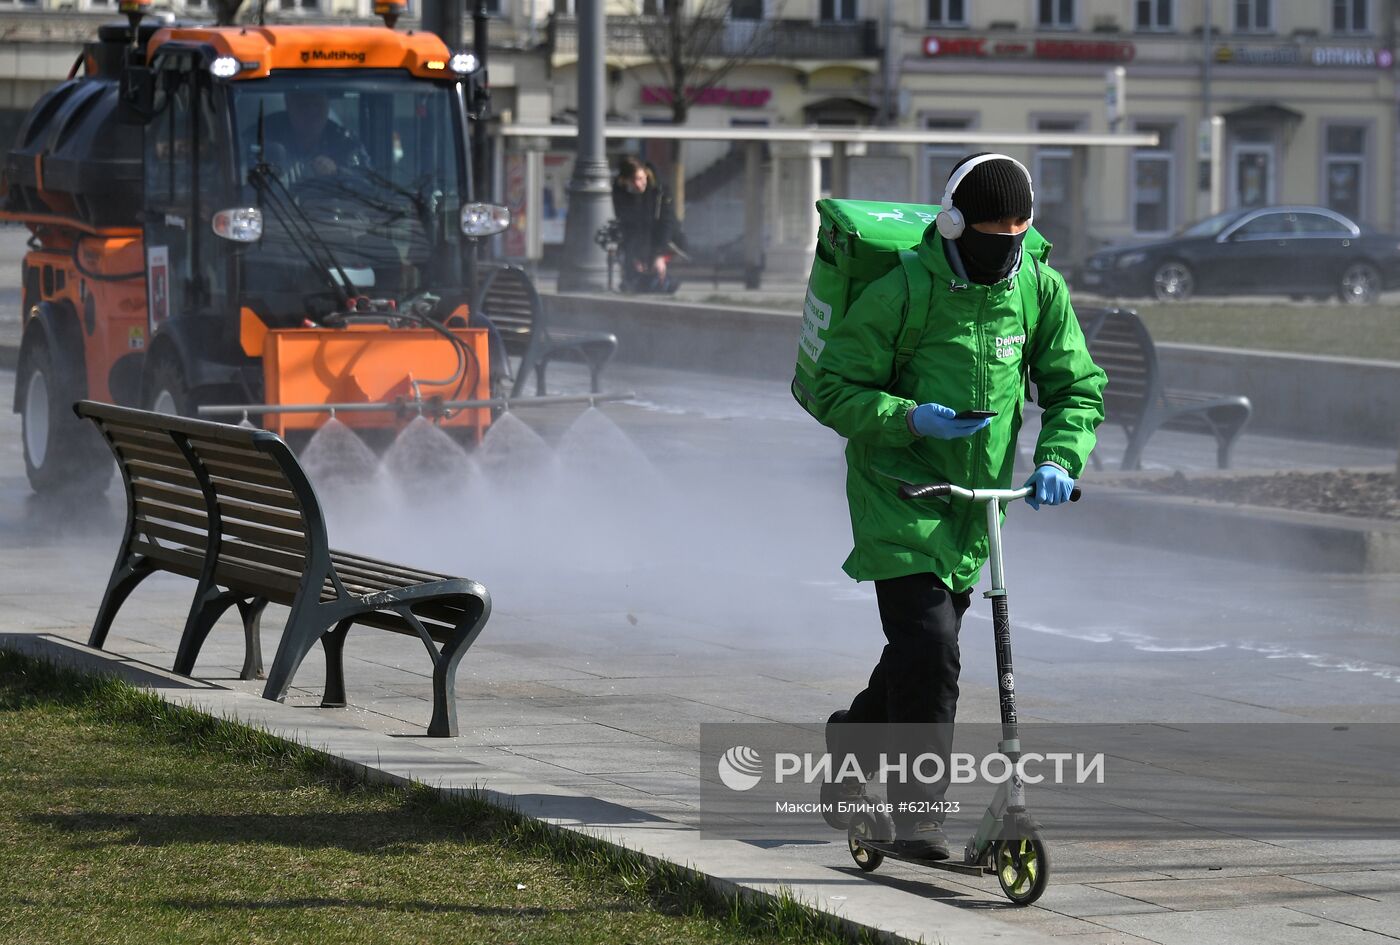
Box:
[717,746,763,791]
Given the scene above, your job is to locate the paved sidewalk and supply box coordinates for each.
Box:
[3,360,1400,944]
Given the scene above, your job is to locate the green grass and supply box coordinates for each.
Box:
[0,650,871,945]
[699,291,1400,361]
[1131,302,1400,361]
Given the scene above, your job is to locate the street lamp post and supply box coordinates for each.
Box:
[557,0,612,292]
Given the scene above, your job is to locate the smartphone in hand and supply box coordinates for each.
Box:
[953,409,998,420]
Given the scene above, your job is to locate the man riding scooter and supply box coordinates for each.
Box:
[813,154,1107,860]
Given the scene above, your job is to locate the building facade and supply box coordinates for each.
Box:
[1,0,1396,263]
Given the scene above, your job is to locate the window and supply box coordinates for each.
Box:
[1232,212,1293,239]
[1133,123,1175,235]
[927,0,966,26]
[1135,0,1172,30]
[1234,0,1270,32]
[821,0,857,22]
[1296,212,1353,235]
[1034,118,1078,246]
[924,117,972,204]
[1038,0,1074,29]
[730,0,764,18]
[1324,124,1365,222]
[1333,0,1369,33]
[278,0,319,10]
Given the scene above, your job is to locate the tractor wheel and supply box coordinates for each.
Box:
[144,356,196,417]
[18,336,112,495]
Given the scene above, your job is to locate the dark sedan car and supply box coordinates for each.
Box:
[1076,206,1400,304]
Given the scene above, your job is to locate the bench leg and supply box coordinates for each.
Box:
[262,599,337,704]
[89,558,157,651]
[173,587,240,677]
[320,619,353,708]
[237,598,268,681]
[534,361,548,397]
[511,349,540,399]
[426,600,491,738]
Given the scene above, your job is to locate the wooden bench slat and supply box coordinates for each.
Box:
[127,458,201,490]
[215,499,306,532]
[220,519,307,553]
[135,517,209,551]
[202,458,296,490]
[134,497,209,532]
[190,442,285,475]
[331,549,449,583]
[132,480,207,512]
[213,559,302,600]
[129,539,205,577]
[115,443,191,472]
[212,479,303,513]
[219,538,307,574]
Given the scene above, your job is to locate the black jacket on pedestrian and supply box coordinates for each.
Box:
[611,172,676,267]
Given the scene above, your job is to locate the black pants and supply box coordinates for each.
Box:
[844,572,971,829]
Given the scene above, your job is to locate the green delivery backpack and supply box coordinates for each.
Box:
[791,198,1052,425]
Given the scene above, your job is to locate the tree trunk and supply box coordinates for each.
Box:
[669,99,688,220]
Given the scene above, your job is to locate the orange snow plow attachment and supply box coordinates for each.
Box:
[260,324,491,438]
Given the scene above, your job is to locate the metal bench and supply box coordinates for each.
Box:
[1078,307,1253,471]
[75,400,492,736]
[473,264,618,397]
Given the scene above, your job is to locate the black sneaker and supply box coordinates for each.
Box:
[894,821,950,861]
[821,710,866,829]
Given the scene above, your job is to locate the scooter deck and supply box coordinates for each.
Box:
[853,840,988,876]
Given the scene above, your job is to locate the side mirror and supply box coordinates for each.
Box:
[119,65,156,122]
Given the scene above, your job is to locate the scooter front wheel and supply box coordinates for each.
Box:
[847,812,884,872]
[994,830,1050,905]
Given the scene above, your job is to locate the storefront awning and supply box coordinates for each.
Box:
[1221,102,1304,126]
[801,96,879,124]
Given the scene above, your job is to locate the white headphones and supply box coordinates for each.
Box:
[935,153,1035,240]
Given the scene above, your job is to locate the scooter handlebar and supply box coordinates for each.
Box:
[898,483,953,500]
[898,483,1084,503]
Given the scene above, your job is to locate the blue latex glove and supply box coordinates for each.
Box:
[1023,464,1074,510]
[908,403,993,439]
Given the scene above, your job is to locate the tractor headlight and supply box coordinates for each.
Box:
[460,203,510,237]
[451,52,479,75]
[210,56,239,79]
[1117,251,1148,269]
[212,207,263,242]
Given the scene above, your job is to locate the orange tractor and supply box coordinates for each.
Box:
[3,0,518,493]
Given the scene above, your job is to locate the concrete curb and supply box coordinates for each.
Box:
[2,631,1057,945]
[543,291,1400,447]
[1050,475,1400,573]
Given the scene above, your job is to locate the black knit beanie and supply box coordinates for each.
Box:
[946,153,1034,225]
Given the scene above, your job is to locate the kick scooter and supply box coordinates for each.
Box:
[844,479,1080,906]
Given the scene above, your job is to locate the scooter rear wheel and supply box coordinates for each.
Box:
[994,830,1049,905]
[847,812,884,872]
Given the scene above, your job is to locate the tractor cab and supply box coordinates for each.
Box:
[4,17,511,493]
[133,26,502,412]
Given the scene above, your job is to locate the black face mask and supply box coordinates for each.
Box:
[955,227,1026,285]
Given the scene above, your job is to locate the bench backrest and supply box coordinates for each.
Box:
[1078,307,1162,425]
[475,265,544,340]
[76,401,331,604]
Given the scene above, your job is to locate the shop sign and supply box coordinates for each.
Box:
[1214,44,1393,68]
[922,35,1134,62]
[641,86,772,108]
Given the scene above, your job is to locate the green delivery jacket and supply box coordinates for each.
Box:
[812,231,1107,593]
